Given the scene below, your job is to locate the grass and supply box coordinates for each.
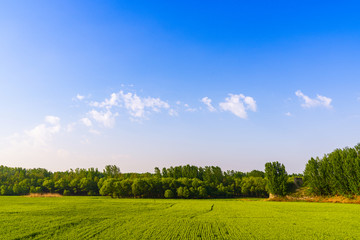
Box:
[1,196,360,239]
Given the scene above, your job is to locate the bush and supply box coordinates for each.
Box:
[164,189,174,198]
[63,190,71,196]
[177,187,190,198]
[198,186,207,198]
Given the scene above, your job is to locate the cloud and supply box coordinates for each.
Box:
[168,109,178,116]
[76,94,85,101]
[285,112,292,117]
[183,103,197,112]
[45,116,60,125]
[295,90,332,109]
[185,108,197,112]
[89,110,117,128]
[66,122,76,132]
[22,116,61,146]
[91,91,170,120]
[89,129,100,135]
[243,96,257,112]
[80,118,92,127]
[219,94,257,119]
[91,93,118,109]
[120,91,169,118]
[201,97,216,112]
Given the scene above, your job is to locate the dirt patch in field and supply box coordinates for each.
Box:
[25,193,62,198]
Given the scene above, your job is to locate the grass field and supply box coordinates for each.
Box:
[1,197,360,239]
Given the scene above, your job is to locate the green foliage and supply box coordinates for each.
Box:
[99,178,114,197]
[265,161,288,196]
[197,186,208,198]
[154,167,161,178]
[132,179,149,197]
[0,164,271,198]
[177,186,190,198]
[63,189,71,196]
[1,185,13,195]
[241,177,267,197]
[164,189,174,198]
[42,179,54,193]
[304,144,360,196]
[103,165,121,178]
[246,170,265,178]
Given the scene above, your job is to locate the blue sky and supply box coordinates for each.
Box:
[1,1,360,173]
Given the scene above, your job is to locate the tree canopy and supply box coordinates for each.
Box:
[0,164,270,198]
[265,161,288,196]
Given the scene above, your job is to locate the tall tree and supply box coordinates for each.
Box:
[265,161,288,196]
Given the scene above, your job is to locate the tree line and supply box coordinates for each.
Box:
[0,164,275,198]
[2,142,357,198]
[304,143,360,196]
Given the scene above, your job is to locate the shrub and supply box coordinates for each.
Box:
[63,190,71,196]
[164,189,174,198]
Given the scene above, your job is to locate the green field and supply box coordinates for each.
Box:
[1,197,360,239]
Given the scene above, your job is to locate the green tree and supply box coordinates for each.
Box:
[55,178,68,193]
[164,189,174,198]
[265,161,288,196]
[42,179,54,193]
[154,167,161,178]
[99,178,115,196]
[177,186,190,198]
[104,165,121,178]
[241,177,267,197]
[132,179,149,197]
[198,186,207,198]
[63,189,71,196]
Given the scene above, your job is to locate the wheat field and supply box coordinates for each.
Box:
[1,196,360,239]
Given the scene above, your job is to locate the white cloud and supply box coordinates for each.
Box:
[23,116,61,146]
[143,96,170,113]
[76,94,85,101]
[89,129,101,135]
[90,93,118,109]
[168,109,178,116]
[219,94,257,119]
[121,92,170,117]
[295,90,332,109]
[89,110,117,128]
[185,108,197,112]
[91,91,170,120]
[201,97,216,112]
[243,96,257,112]
[285,112,292,117]
[183,103,197,112]
[45,116,60,125]
[80,118,92,127]
[66,122,76,132]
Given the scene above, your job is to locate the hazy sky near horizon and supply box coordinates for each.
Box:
[1,1,360,173]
